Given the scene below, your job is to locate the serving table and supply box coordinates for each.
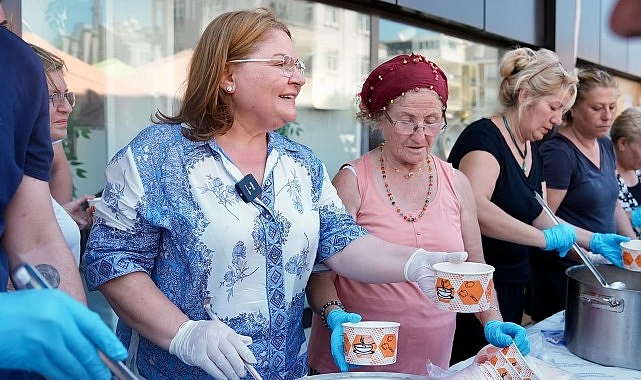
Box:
[450,310,641,379]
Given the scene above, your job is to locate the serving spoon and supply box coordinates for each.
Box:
[534,192,626,290]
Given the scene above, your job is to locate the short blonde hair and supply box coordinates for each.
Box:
[498,47,578,119]
[610,107,641,144]
[29,43,67,91]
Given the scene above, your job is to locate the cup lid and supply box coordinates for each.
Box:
[433,261,494,275]
[342,321,400,328]
[620,239,641,250]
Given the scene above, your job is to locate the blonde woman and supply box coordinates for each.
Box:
[448,47,627,361]
[31,44,95,264]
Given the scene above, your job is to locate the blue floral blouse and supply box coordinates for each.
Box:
[83,124,367,380]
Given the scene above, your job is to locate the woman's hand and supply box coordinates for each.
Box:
[542,224,576,257]
[63,195,95,230]
[404,249,468,300]
[589,233,630,267]
[169,319,256,380]
[483,320,530,355]
[327,309,362,372]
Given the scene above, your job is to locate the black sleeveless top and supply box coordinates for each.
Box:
[448,118,543,285]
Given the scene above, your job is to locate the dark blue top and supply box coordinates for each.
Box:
[539,134,617,233]
[0,28,52,289]
[448,118,543,285]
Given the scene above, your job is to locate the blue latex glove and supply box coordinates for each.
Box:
[543,223,576,257]
[589,233,630,268]
[0,289,127,380]
[632,208,641,228]
[484,320,530,355]
[327,309,362,372]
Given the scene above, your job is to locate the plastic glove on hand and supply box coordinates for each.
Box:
[589,233,630,268]
[484,320,530,355]
[632,207,641,228]
[169,319,257,380]
[404,249,468,300]
[0,289,127,380]
[543,224,576,257]
[327,309,362,372]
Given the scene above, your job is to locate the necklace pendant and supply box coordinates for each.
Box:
[522,161,527,173]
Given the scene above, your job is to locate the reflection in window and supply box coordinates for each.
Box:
[324,7,338,27]
[22,0,502,191]
[378,19,500,160]
[358,14,370,35]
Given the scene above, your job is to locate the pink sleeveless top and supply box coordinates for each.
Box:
[307,151,465,375]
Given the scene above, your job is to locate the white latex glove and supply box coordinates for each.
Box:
[404,249,468,300]
[169,320,257,380]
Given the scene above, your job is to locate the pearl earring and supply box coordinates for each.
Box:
[226,86,233,92]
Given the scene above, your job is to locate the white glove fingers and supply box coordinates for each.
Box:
[447,251,468,263]
[232,334,258,364]
[239,334,253,345]
[212,341,246,379]
[198,357,230,380]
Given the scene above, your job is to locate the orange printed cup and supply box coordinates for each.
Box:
[620,239,641,272]
[474,343,542,380]
[433,262,495,313]
[342,321,400,366]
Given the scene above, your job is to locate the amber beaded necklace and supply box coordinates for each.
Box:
[379,143,433,222]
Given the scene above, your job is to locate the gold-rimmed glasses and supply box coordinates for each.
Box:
[383,110,447,136]
[49,91,75,108]
[228,55,305,78]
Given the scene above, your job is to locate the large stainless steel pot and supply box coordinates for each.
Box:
[565,264,641,370]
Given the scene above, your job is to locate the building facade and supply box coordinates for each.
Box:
[7,0,641,198]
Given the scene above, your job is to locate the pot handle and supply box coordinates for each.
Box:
[579,294,624,312]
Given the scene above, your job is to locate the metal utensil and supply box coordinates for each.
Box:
[534,192,626,289]
[11,263,142,380]
[203,298,263,380]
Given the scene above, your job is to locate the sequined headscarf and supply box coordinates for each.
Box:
[359,53,448,118]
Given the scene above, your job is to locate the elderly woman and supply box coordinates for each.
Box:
[447,48,629,362]
[611,108,641,238]
[306,54,529,376]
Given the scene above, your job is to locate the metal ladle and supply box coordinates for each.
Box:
[534,192,626,290]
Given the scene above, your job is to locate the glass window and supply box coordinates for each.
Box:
[22,0,370,194]
[378,19,501,159]
[21,0,505,194]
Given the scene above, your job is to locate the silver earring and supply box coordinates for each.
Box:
[226,86,233,92]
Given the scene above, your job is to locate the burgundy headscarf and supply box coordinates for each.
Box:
[359,53,448,118]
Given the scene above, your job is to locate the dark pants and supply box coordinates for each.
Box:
[449,283,526,365]
[525,249,570,322]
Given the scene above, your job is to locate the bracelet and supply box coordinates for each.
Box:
[320,300,345,329]
[480,305,503,326]
[489,305,503,319]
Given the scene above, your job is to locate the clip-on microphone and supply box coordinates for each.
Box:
[235,174,262,203]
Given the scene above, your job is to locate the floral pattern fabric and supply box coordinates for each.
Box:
[83,124,367,380]
[616,170,641,238]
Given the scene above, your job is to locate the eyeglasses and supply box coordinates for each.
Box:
[383,110,446,136]
[49,91,75,108]
[228,55,305,78]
